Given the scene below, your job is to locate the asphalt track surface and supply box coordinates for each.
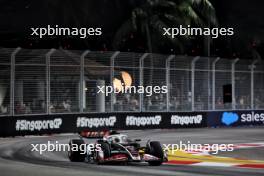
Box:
[0,127,264,176]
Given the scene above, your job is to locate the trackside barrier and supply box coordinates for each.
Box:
[0,112,206,137]
[0,110,263,137]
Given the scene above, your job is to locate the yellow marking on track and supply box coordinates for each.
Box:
[167,149,264,165]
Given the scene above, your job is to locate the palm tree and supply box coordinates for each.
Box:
[113,0,218,53]
[113,0,217,86]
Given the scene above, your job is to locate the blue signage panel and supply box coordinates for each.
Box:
[207,110,264,127]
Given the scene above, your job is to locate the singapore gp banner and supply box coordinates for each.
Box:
[207,110,264,127]
[124,112,206,129]
[0,112,207,137]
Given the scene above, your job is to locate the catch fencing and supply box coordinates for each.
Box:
[0,48,263,116]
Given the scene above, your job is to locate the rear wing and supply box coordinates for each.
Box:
[79,130,110,138]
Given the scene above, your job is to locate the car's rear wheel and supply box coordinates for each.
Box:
[68,139,86,162]
[146,141,164,166]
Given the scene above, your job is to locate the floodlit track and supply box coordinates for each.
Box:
[0,127,264,176]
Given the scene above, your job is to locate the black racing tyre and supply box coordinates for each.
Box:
[68,139,86,162]
[95,141,111,164]
[146,141,164,166]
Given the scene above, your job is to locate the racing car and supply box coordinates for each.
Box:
[67,131,167,166]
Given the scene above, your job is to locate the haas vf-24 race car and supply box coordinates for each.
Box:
[68,131,167,166]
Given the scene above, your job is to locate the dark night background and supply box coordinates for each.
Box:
[0,0,263,59]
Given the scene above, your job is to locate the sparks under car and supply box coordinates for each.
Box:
[68,131,167,166]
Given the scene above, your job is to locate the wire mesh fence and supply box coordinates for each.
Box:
[0,47,263,116]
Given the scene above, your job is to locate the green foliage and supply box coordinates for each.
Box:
[113,0,218,52]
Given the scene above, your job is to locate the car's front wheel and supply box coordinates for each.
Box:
[68,139,86,162]
[95,140,111,164]
[146,141,164,166]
